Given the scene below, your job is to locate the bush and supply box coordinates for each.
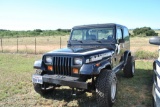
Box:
[133,27,158,36]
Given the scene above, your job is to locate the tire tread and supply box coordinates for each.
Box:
[96,69,117,107]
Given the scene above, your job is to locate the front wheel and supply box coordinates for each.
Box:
[33,70,54,95]
[96,69,117,107]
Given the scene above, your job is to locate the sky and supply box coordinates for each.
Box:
[0,0,160,30]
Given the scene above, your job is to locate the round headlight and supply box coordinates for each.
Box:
[74,58,82,65]
[46,56,52,63]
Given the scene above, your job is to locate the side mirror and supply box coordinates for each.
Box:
[149,36,160,45]
[119,39,125,43]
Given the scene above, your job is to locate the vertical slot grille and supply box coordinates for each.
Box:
[53,56,72,76]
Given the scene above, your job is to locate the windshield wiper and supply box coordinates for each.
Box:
[96,40,102,43]
[71,40,83,43]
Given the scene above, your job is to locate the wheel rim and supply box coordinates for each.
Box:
[111,78,117,101]
[132,62,135,74]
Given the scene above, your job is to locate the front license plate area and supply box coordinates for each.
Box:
[32,75,43,84]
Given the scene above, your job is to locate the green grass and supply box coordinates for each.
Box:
[115,61,153,107]
[0,53,154,107]
[135,50,158,59]
[0,54,39,101]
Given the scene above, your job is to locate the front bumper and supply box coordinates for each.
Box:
[33,74,88,89]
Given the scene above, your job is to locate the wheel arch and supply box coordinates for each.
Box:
[97,61,112,74]
[98,64,112,74]
[105,65,112,70]
[123,50,131,66]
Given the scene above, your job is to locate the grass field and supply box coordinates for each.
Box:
[130,36,158,53]
[0,54,153,107]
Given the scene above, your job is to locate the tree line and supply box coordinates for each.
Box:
[0,29,70,38]
[131,27,159,37]
[0,27,159,38]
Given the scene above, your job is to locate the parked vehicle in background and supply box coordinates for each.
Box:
[32,23,135,107]
[149,36,160,107]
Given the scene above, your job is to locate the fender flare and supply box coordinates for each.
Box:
[79,63,95,75]
[123,50,131,66]
[95,61,111,74]
[33,60,45,70]
[80,60,111,75]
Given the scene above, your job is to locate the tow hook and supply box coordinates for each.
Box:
[72,88,77,96]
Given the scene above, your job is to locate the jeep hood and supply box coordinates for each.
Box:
[48,47,99,53]
[45,47,114,56]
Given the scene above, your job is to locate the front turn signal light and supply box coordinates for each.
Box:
[73,68,79,74]
[95,63,100,67]
[47,66,53,71]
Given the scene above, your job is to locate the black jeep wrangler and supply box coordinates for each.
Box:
[32,23,135,107]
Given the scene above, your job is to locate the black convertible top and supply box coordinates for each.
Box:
[72,23,126,29]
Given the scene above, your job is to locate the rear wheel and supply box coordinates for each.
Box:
[96,69,117,107]
[123,56,135,78]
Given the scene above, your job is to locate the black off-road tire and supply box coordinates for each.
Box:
[96,69,117,107]
[33,70,45,95]
[123,56,135,78]
[33,82,45,95]
[33,70,54,95]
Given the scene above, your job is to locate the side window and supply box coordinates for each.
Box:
[98,28,113,40]
[124,28,129,41]
[116,28,122,39]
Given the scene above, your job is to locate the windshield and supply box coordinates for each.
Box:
[71,28,114,41]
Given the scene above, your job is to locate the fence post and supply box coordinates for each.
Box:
[60,37,61,49]
[1,38,3,53]
[35,38,36,54]
[17,36,18,53]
